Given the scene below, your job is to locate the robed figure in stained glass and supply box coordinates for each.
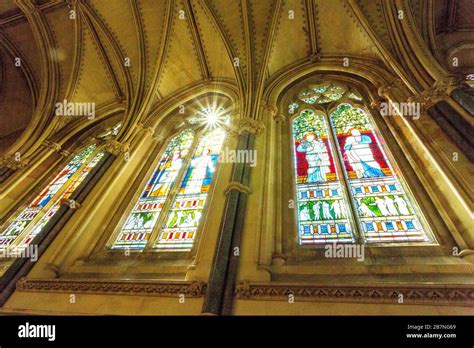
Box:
[297,132,331,183]
[183,148,215,195]
[150,152,183,197]
[343,129,384,178]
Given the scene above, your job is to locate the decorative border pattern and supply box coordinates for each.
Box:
[235,281,474,306]
[17,278,207,298]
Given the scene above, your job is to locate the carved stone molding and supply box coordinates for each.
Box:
[101,139,130,156]
[238,118,265,135]
[16,278,207,298]
[235,281,474,306]
[224,181,252,196]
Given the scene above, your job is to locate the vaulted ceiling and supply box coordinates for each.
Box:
[0,0,470,153]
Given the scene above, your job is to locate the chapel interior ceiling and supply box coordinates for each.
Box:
[0,0,471,153]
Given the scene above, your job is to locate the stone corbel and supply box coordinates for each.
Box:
[224,181,251,196]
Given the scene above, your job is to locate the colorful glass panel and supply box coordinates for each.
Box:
[330,104,430,243]
[111,130,195,250]
[292,109,355,244]
[155,127,226,251]
[18,151,105,248]
[0,145,97,248]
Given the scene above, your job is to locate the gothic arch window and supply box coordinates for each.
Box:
[290,82,434,245]
[109,108,228,252]
[0,144,105,250]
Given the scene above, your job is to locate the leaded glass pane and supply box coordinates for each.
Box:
[155,127,226,251]
[292,109,355,244]
[111,129,195,250]
[330,104,430,243]
[0,145,98,248]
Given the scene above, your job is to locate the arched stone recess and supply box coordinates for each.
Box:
[235,63,473,292]
[2,83,241,315]
[0,112,127,305]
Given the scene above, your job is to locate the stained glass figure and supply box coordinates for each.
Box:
[111,129,195,250]
[155,127,226,250]
[292,109,355,244]
[330,103,430,243]
[0,145,99,248]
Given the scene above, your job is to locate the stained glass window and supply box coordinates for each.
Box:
[111,130,195,250]
[330,104,429,243]
[111,125,226,252]
[156,128,225,250]
[291,83,432,245]
[0,144,103,249]
[293,110,355,244]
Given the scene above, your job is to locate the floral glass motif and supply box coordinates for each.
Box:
[292,109,355,244]
[156,128,226,250]
[298,84,346,105]
[0,145,100,248]
[111,130,195,250]
[330,104,430,243]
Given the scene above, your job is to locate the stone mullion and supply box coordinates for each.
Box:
[272,112,285,264]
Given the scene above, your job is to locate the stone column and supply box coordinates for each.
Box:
[201,118,264,316]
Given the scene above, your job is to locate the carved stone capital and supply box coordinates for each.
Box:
[101,139,130,156]
[0,154,29,170]
[224,181,251,196]
[409,76,462,109]
[261,103,278,116]
[238,118,265,135]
